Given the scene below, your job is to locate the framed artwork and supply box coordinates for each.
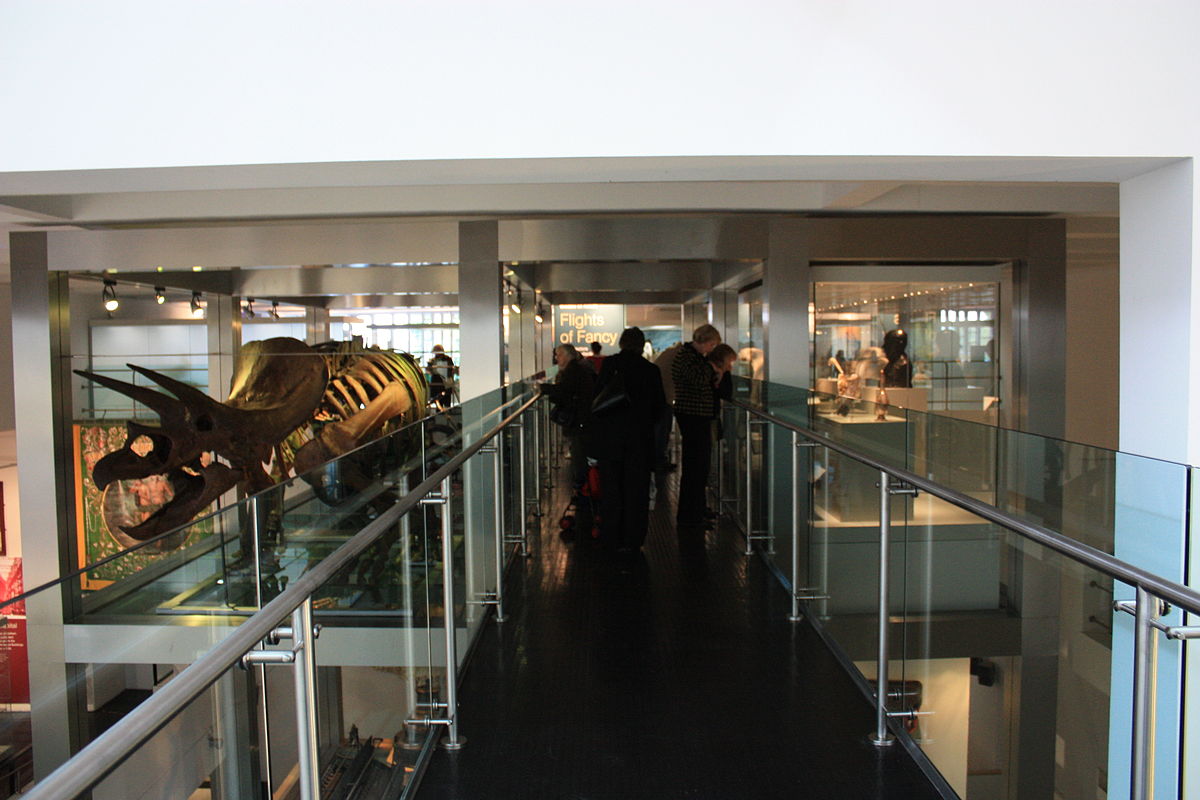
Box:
[74,422,214,590]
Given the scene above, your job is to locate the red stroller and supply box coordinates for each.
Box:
[559,461,602,541]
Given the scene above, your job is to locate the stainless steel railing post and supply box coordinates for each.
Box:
[438,475,464,749]
[492,445,507,622]
[744,407,753,554]
[535,407,544,513]
[516,417,530,557]
[789,431,802,622]
[249,495,263,609]
[292,597,321,800]
[871,470,895,747]
[1130,584,1157,800]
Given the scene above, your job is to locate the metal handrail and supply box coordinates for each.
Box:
[731,398,1200,616]
[22,389,541,800]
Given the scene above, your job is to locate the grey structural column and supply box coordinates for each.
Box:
[710,288,737,347]
[458,222,502,399]
[1018,220,1067,440]
[765,218,811,388]
[763,220,811,559]
[10,232,86,776]
[304,307,331,345]
[207,294,242,401]
[458,222,503,627]
[207,295,243,517]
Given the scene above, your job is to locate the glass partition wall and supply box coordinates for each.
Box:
[725,376,1190,800]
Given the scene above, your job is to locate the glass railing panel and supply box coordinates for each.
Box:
[0,571,254,795]
[891,502,1188,800]
[78,497,257,621]
[714,403,738,530]
[83,662,259,800]
[801,438,882,680]
[736,376,1190,568]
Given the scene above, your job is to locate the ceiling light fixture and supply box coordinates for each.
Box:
[191,291,204,318]
[102,280,119,312]
[243,298,256,320]
[270,301,280,320]
[154,286,166,305]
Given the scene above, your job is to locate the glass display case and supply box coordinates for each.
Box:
[812,280,1001,416]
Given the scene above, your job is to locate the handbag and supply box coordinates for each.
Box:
[549,403,577,428]
[591,369,631,417]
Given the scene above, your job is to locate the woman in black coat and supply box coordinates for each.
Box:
[542,344,594,492]
[588,327,665,552]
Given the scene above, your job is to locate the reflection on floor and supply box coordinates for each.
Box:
[415,464,947,799]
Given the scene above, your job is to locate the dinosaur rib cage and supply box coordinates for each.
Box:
[317,345,426,425]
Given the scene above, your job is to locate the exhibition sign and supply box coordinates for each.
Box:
[0,556,27,705]
[554,305,625,350]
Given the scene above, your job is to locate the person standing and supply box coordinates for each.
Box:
[585,341,605,373]
[671,324,722,526]
[653,341,683,472]
[542,344,595,494]
[588,327,665,552]
[426,344,457,409]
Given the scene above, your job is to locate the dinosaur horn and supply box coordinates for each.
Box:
[73,369,186,422]
[125,364,220,409]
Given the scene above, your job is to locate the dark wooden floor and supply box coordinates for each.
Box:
[415,462,949,800]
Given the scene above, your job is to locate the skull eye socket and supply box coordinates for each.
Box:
[129,435,155,456]
[196,414,214,432]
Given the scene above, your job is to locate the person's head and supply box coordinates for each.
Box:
[692,324,722,356]
[618,326,645,352]
[554,344,581,369]
[590,341,602,355]
[432,344,445,354]
[708,343,736,374]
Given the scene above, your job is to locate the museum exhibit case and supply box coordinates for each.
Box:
[811,278,1002,419]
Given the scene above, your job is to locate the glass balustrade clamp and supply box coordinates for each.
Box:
[1113,599,1200,639]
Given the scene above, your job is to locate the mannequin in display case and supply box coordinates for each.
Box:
[881,328,913,388]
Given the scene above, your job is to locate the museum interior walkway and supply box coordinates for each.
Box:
[414,466,946,800]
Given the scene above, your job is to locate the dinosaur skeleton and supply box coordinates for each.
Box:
[76,337,428,541]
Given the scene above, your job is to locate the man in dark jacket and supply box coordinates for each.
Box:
[588,327,665,552]
[671,324,722,526]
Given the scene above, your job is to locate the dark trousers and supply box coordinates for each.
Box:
[675,413,712,523]
[598,441,652,550]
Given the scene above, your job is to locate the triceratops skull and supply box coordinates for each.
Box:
[75,338,329,540]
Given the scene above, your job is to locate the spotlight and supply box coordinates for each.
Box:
[154,286,166,305]
[270,301,280,320]
[242,298,256,320]
[533,303,545,324]
[190,292,205,318]
[510,287,522,314]
[102,280,119,312]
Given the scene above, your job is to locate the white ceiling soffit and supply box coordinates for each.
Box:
[0,155,1176,195]
[0,154,1156,229]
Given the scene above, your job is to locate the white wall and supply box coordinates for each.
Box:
[1,2,1198,172]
